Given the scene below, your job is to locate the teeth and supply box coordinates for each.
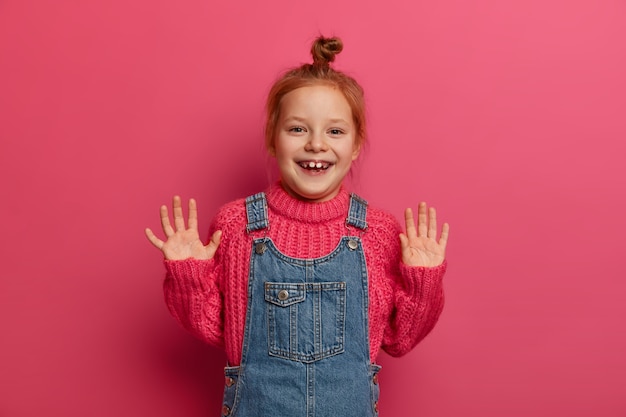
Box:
[300,161,330,170]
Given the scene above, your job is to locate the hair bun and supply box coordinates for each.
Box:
[311,36,343,67]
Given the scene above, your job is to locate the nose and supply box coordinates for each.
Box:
[304,131,328,153]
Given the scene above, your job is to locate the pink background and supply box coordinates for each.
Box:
[1,0,625,415]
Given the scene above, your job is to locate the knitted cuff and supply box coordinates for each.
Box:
[399,259,447,299]
[164,258,216,292]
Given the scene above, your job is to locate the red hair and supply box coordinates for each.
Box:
[265,36,366,154]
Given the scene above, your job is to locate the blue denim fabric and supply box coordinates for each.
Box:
[220,194,380,417]
[245,193,269,234]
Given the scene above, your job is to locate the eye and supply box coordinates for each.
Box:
[288,126,306,133]
[328,128,344,135]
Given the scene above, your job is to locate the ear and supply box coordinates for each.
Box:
[268,143,276,157]
[351,140,361,161]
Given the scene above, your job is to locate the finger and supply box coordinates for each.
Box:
[172,196,185,231]
[398,233,413,261]
[399,232,409,250]
[437,222,449,253]
[428,207,437,239]
[404,208,417,238]
[205,230,222,258]
[188,198,198,231]
[160,205,174,237]
[417,202,428,237]
[145,228,164,250]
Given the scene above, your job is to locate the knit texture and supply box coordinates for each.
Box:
[164,183,446,365]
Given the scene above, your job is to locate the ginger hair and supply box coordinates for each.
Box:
[265,36,366,154]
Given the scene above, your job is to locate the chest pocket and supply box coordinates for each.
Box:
[265,282,346,363]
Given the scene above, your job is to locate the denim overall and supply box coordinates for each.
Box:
[220,192,381,417]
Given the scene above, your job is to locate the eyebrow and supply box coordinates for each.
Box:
[282,116,350,125]
[282,116,306,123]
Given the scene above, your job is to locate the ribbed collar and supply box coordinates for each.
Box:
[266,182,350,224]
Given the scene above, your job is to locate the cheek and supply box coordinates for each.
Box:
[274,141,293,169]
[274,135,299,157]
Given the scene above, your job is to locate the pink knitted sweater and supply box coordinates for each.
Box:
[164,183,446,366]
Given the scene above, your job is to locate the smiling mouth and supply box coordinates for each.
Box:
[298,161,332,170]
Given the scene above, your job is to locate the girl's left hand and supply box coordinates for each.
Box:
[399,202,450,267]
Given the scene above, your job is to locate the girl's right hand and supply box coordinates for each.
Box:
[145,196,222,261]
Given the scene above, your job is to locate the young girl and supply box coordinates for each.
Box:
[145,36,449,417]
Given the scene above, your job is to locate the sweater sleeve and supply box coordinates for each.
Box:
[163,257,225,348]
[370,211,446,357]
[382,260,446,357]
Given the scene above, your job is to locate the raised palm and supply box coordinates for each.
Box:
[399,202,449,267]
[145,196,221,261]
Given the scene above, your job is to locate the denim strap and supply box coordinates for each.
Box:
[346,193,368,230]
[245,192,269,233]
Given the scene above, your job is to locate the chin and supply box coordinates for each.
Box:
[281,177,342,202]
[296,187,338,202]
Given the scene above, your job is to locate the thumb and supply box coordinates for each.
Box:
[399,233,411,255]
[399,233,409,250]
[205,230,222,258]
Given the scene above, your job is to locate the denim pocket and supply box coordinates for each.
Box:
[265,281,346,363]
[221,366,240,417]
[370,364,382,416]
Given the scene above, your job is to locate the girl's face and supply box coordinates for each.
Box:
[273,85,360,202]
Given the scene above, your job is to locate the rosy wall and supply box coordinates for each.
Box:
[1,0,625,415]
